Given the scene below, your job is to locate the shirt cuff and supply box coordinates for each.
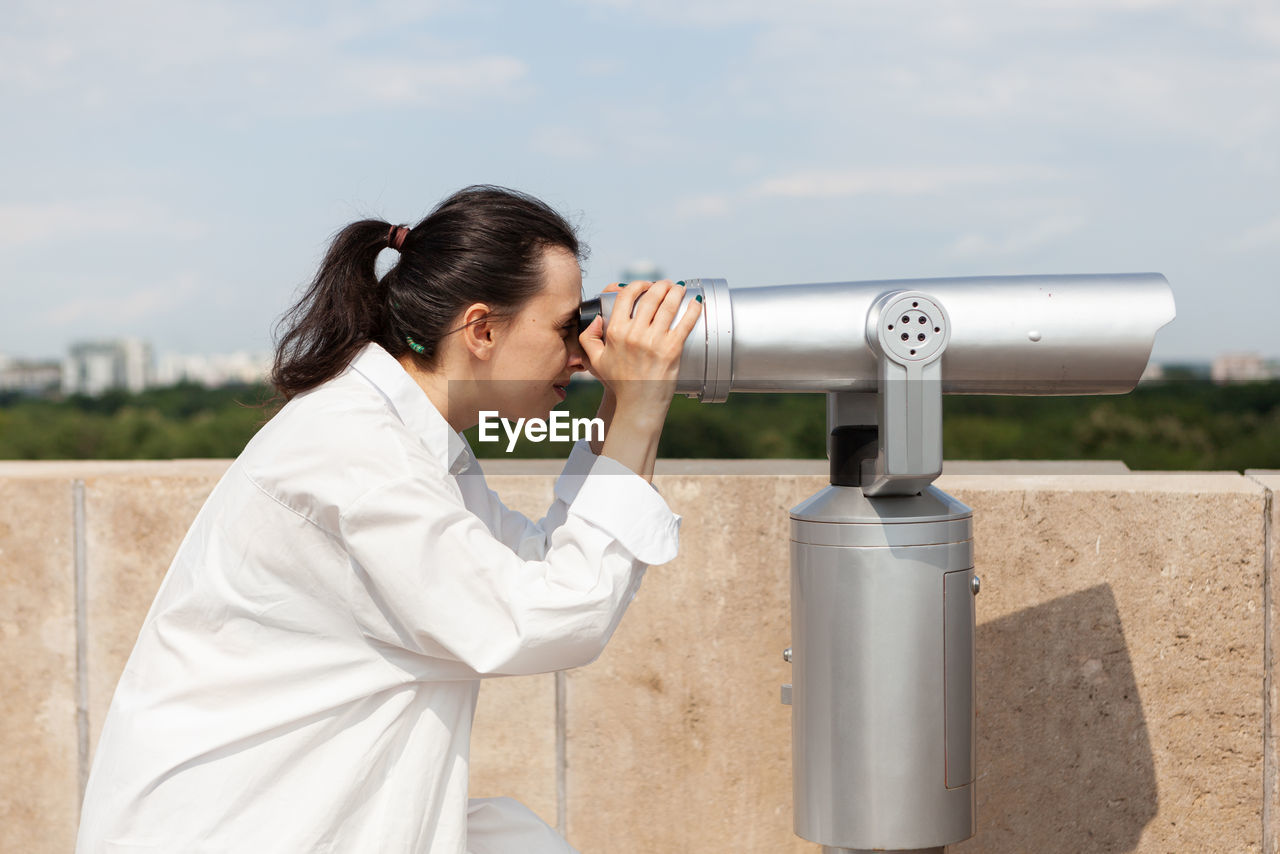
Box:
[567,453,681,566]
[552,440,601,507]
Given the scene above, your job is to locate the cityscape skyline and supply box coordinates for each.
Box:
[2,333,1274,400]
[3,1,1277,364]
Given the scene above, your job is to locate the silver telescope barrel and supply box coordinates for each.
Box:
[590,274,1175,400]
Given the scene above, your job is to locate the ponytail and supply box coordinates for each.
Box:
[271,219,393,400]
[271,185,584,401]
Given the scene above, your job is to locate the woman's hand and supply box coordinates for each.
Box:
[579,280,702,407]
[578,280,702,479]
[583,283,621,454]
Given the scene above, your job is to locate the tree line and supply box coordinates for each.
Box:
[1,379,1278,470]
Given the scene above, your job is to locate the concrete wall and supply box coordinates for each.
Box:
[1,461,1276,853]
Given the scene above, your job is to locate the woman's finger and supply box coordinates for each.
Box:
[669,290,703,351]
[628,280,672,328]
[651,281,687,334]
[578,315,605,365]
[608,280,649,334]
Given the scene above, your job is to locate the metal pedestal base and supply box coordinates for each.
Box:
[790,485,976,851]
[824,849,945,854]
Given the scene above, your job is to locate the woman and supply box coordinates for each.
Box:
[76,186,702,853]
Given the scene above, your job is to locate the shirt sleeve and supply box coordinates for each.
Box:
[485,440,600,561]
[338,451,681,677]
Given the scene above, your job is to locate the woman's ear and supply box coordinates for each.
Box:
[458,303,498,361]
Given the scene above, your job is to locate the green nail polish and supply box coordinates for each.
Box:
[676,280,686,286]
[617,282,628,287]
[695,294,703,303]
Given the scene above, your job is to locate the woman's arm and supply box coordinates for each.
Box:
[589,386,615,456]
[579,280,701,481]
[340,458,678,677]
[475,440,600,560]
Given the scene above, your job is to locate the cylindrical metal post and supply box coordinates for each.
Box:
[790,485,976,851]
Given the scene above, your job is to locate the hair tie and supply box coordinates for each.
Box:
[387,225,410,252]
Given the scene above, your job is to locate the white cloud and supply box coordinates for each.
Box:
[1226,216,1280,252]
[528,111,682,164]
[331,55,527,108]
[0,199,205,248]
[577,57,624,77]
[530,126,601,160]
[947,215,1087,258]
[0,0,526,116]
[1252,7,1280,46]
[571,0,1278,167]
[571,0,1259,32]
[909,53,1280,159]
[729,155,765,175]
[45,273,201,327]
[672,194,733,219]
[751,166,1053,200]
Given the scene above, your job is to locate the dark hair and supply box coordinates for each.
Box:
[271,185,585,400]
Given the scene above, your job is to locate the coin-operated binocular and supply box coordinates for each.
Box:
[582,274,1175,853]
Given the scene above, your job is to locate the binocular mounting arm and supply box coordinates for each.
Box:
[828,290,950,496]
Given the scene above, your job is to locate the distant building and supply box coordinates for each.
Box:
[62,339,153,396]
[0,355,62,395]
[619,260,663,283]
[155,351,272,388]
[1211,352,1274,384]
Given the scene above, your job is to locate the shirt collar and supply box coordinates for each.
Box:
[347,343,476,475]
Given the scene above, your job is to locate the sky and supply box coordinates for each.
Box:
[2,0,1277,365]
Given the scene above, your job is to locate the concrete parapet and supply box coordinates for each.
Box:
[0,462,1274,853]
[550,471,1269,853]
[561,473,811,853]
[81,464,227,755]
[0,475,78,854]
[1248,469,1280,854]
[942,472,1265,853]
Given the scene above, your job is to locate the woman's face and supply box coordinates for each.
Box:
[484,246,587,419]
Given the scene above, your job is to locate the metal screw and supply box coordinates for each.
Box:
[783,646,793,662]
[971,575,981,595]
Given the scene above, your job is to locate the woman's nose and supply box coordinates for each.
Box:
[566,337,587,372]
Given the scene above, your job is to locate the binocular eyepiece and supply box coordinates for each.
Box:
[577,297,603,335]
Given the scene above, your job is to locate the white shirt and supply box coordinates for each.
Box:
[76,343,681,854]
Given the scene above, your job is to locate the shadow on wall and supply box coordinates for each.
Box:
[953,584,1157,854]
